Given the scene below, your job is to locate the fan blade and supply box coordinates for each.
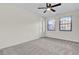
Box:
[43,10,47,13]
[52,3,61,7]
[38,7,47,9]
[49,3,51,7]
[51,9,56,12]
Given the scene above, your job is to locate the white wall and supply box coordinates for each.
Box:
[46,11,79,42]
[0,4,43,49]
[40,18,46,37]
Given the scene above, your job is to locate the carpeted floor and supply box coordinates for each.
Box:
[0,37,79,55]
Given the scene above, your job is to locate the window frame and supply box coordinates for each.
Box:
[59,16,72,31]
[47,20,56,31]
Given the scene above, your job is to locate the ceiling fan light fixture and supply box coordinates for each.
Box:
[38,3,61,13]
[47,8,50,11]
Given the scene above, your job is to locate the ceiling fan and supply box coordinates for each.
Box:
[38,3,61,13]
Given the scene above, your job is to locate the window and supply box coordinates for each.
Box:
[59,16,72,31]
[47,20,56,31]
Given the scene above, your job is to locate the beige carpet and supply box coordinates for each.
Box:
[0,37,79,55]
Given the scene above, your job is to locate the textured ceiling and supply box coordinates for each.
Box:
[17,3,79,18]
[1,3,79,18]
